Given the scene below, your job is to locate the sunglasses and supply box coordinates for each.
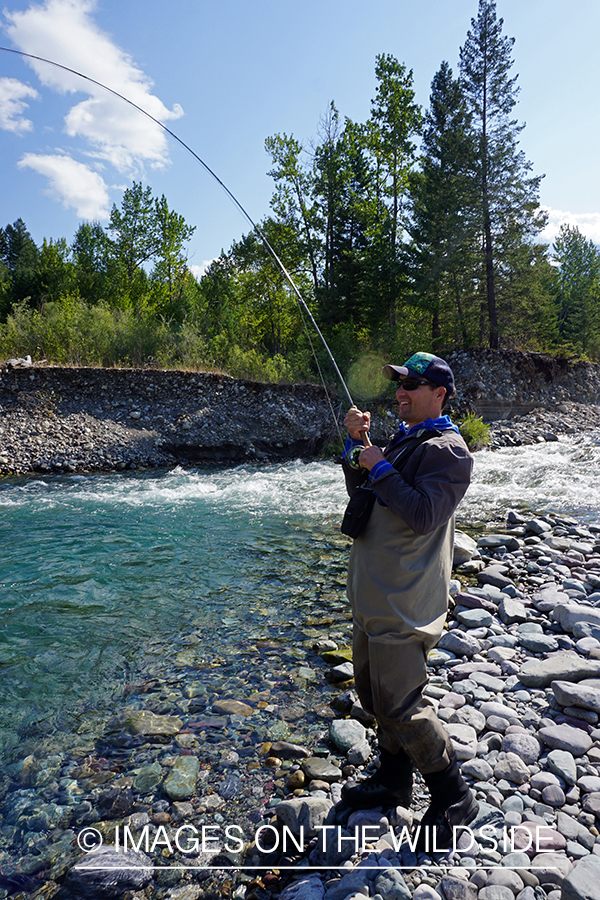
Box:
[395,377,434,391]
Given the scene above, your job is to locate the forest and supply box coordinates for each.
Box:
[1,0,599,389]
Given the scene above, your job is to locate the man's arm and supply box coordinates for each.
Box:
[367,440,472,535]
[342,407,373,496]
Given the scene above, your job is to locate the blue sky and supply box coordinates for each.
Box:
[1,0,599,278]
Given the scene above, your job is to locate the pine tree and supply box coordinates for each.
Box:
[552,224,600,355]
[71,222,112,304]
[312,105,377,329]
[409,62,479,348]
[0,219,40,308]
[459,0,546,348]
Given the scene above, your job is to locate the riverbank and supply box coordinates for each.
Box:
[1,350,600,476]
[0,364,334,477]
[2,493,600,900]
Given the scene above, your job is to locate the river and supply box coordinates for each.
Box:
[0,431,599,786]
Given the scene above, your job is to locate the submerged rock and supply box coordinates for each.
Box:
[164,755,200,800]
[109,709,183,737]
[68,846,152,897]
[8,493,600,900]
[212,698,254,716]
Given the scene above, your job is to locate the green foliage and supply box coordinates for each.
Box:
[0,218,40,309]
[149,195,197,320]
[38,238,76,304]
[71,221,113,304]
[458,413,491,450]
[459,0,547,349]
[0,295,294,383]
[409,62,480,348]
[219,346,293,383]
[1,14,599,381]
[108,182,159,279]
[552,224,600,356]
[0,297,172,367]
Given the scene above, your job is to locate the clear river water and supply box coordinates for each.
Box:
[1,431,600,767]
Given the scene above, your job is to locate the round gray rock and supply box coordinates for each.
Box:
[501,733,541,764]
[493,752,530,785]
[329,719,366,752]
[478,887,515,900]
[547,749,577,786]
[448,706,487,733]
[456,608,494,629]
[68,847,153,897]
[301,757,342,783]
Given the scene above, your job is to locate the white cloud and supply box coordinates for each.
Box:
[18,153,111,219]
[539,206,600,246]
[189,260,218,280]
[0,77,39,133]
[5,0,183,173]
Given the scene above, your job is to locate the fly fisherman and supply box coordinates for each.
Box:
[340,351,478,851]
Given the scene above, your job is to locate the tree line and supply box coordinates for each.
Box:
[1,0,599,385]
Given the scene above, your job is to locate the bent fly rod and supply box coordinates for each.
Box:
[0,46,357,415]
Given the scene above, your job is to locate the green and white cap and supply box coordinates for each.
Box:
[383,352,455,394]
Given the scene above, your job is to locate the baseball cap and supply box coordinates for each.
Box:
[382,352,455,395]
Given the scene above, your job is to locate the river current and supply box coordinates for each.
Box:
[1,431,600,764]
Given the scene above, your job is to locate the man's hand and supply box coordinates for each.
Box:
[344,406,371,441]
[357,445,385,471]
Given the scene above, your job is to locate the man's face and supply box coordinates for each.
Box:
[395,378,446,426]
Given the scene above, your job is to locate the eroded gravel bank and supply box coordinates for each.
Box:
[1,351,600,477]
[0,365,335,476]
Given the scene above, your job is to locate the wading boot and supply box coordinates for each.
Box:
[341,747,413,810]
[416,752,479,854]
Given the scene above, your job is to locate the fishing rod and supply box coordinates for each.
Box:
[0,46,356,413]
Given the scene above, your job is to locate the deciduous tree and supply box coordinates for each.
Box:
[150,194,196,320]
[37,238,75,304]
[71,222,112,304]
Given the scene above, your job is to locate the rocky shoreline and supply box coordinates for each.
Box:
[4,510,600,900]
[1,352,600,477]
[3,352,600,900]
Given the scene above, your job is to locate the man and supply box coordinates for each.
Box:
[340,351,478,849]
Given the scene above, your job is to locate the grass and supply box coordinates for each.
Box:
[458,413,491,451]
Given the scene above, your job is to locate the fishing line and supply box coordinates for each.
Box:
[295,295,345,445]
[0,46,356,418]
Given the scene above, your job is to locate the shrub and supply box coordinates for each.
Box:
[0,298,302,382]
[0,297,175,367]
[458,413,491,451]
[221,346,293,383]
